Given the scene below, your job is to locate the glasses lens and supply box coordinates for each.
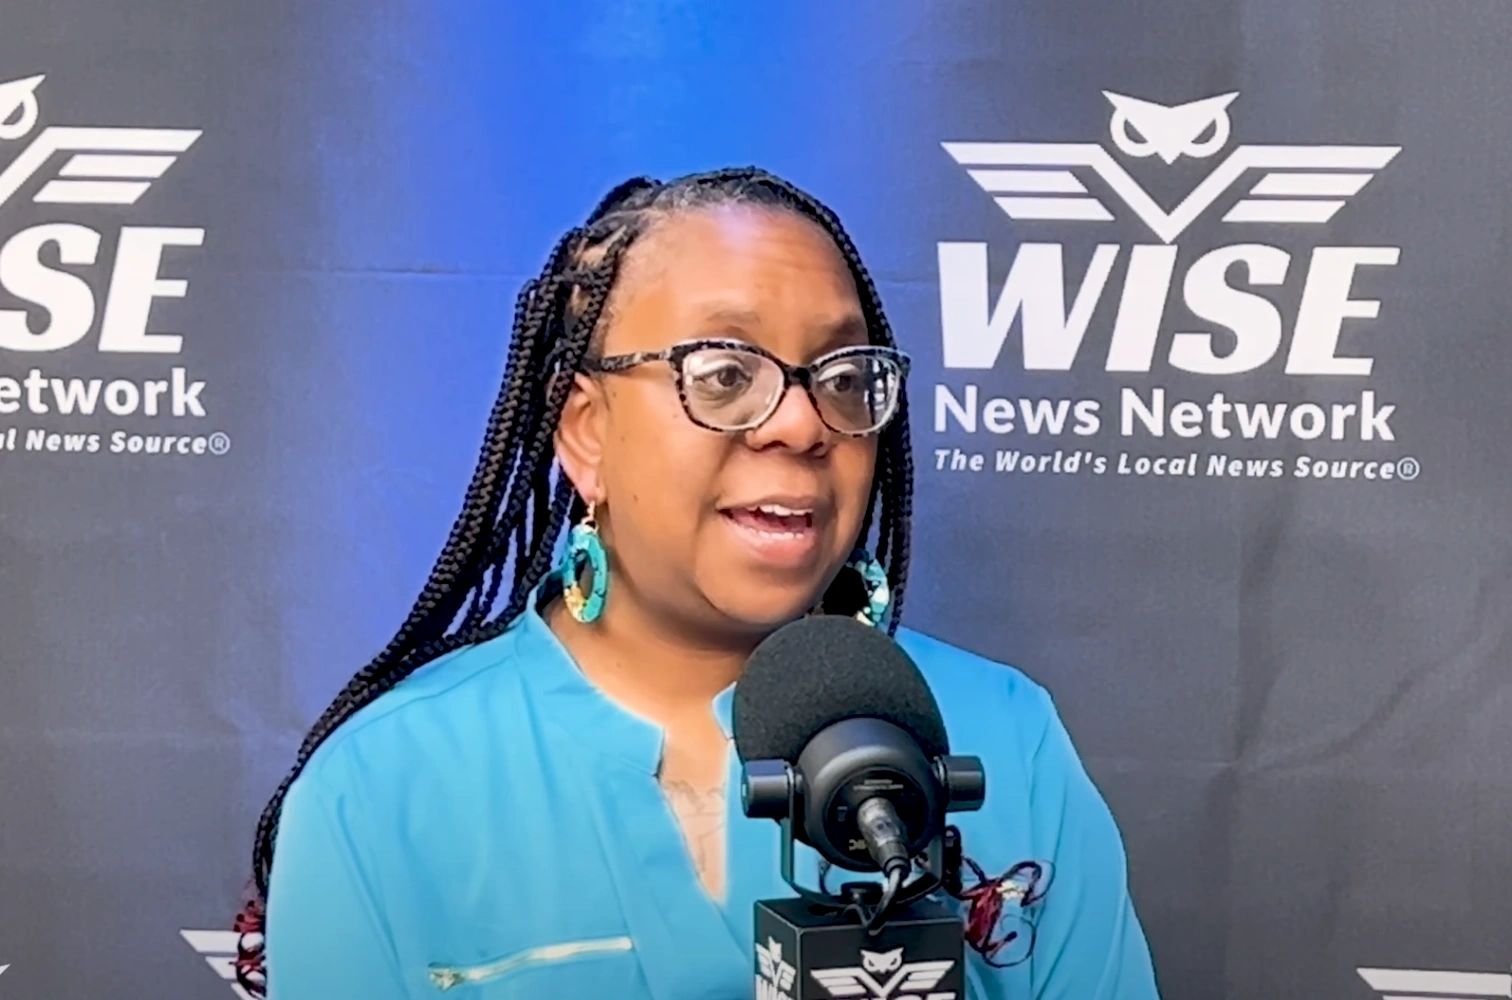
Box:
[680,347,782,429]
[812,352,903,433]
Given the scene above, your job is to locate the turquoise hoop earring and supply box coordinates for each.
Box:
[559,501,608,624]
[849,549,892,629]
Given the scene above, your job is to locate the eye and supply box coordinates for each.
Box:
[828,371,859,393]
[817,359,865,395]
[709,365,750,390]
[684,352,757,398]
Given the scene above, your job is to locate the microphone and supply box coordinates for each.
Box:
[733,616,985,880]
[734,616,985,1000]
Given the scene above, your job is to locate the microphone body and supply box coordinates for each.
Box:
[735,617,985,1000]
[743,715,984,875]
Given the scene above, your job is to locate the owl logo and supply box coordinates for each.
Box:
[1104,89,1237,163]
[860,948,904,974]
[0,74,43,141]
[943,89,1400,243]
[811,946,955,999]
[0,72,201,210]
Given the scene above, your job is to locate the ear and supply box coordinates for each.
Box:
[554,372,608,504]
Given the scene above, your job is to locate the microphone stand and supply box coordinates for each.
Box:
[779,816,946,931]
[751,809,967,999]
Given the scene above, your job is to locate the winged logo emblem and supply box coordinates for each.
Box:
[944,89,1399,243]
[0,74,43,140]
[757,937,798,993]
[0,73,201,212]
[810,955,955,999]
[180,930,258,999]
[1358,966,1512,999]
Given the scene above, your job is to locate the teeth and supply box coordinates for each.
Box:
[755,503,812,516]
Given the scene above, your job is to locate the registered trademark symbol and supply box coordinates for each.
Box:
[1397,456,1419,481]
[208,432,230,455]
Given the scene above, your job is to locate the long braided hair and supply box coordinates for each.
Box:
[232,167,915,995]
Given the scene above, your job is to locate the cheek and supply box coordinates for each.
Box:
[604,421,727,544]
[831,439,879,545]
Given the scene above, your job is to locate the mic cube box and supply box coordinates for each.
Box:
[753,895,965,1000]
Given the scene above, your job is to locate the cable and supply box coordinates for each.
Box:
[864,867,907,934]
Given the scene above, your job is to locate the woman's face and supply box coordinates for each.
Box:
[557,204,879,638]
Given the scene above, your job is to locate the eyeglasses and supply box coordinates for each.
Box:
[581,338,910,437]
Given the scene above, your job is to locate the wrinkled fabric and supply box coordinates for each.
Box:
[267,598,1160,999]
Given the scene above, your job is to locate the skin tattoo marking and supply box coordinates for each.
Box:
[659,776,727,900]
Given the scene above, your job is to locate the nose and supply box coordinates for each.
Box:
[744,383,829,454]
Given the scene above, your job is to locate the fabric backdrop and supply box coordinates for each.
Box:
[1,2,1508,997]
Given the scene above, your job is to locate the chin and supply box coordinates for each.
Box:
[707,584,819,633]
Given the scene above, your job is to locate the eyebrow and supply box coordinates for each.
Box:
[697,307,869,351]
[819,313,870,348]
[698,307,764,328]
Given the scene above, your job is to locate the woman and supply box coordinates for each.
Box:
[237,168,1161,999]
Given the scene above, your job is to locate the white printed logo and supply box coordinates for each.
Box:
[0,72,203,356]
[944,89,1398,244]
[934,88,1405,388]
[0,74,228,459]
[1358,965,1512,998]
[756,937,798,1000]
[0,75,41,139]
[810,946,956,1000]
[181,930,257,999]
[0,73,199,212]
[0,962,8,977]
[1106,90,1236,163]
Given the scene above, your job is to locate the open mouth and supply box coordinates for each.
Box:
[721,503,816,537]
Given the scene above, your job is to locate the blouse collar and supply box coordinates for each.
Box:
[511,586,737,774]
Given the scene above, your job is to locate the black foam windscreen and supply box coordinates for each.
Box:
[733,616,949,763]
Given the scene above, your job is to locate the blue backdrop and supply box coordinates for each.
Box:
[2,2,1510,998]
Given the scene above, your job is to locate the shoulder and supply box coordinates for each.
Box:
[895,625,1054,725]
[894,625,1060,770]
[295,624,536,789]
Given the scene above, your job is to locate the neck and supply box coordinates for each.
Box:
[546,584,758,717]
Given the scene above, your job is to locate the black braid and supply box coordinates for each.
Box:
[235,167,914,995]
[753,171,915,632]
[882,394,914,628]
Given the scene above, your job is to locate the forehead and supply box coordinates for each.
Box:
[600,205,865,356]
